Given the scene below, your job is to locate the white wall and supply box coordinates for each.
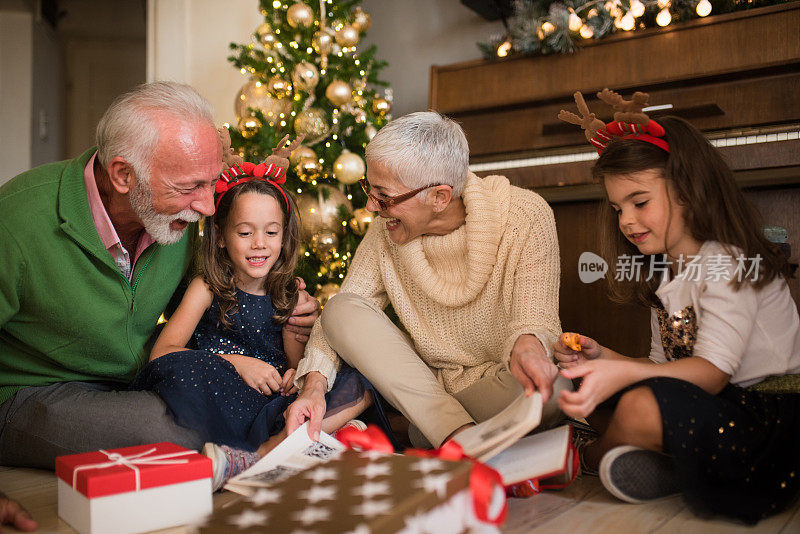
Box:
[0,10,33,182]
[360,0,502,117]
[147,0,502,125]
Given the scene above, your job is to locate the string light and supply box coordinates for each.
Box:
[630,0,646,17]
[620,13,635,31]
[568,11,582,31]
[696,0,712,17]
[496,40,512,57]
[542,22,555,35]
[579,25,594,39]
[656,7,672,26]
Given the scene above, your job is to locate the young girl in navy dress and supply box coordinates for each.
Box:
[556,93,800,523]
[133,149,372,488]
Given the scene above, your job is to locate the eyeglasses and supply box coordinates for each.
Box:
[359,178,444,211]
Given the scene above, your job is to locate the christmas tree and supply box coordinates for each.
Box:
[226,0,390,303]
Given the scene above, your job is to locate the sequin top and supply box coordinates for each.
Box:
[193,289,287,374]
[648,241,800,387]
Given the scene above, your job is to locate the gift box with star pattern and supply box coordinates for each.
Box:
[199,448,504,533]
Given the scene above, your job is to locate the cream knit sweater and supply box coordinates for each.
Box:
[296,173,562,394]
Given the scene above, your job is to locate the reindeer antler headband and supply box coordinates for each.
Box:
[558,88,670,153]
[214,132,304,216]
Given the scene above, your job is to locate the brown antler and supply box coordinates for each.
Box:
[558,91,605,142]
[263,134,306,171]
[218,127,243,168]
[598,88,651,125]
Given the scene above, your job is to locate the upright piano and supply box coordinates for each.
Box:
[430,3,800,356]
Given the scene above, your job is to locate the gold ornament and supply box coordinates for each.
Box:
[291,61,319,92]
[295,157,323,183]
[294,107,330,145]
[311,231,338,262]
[290,145,316,166]
[372,97,391,117]
[286,2,314,28]
[352,7,371,32]
[237,116,261,139]
[333,149,365,185]
[325,80,352,107]
[335,24,359,47]
[234,80,291,121]
[315,283,341,307]
[365,124,377,140]
[256,22,272,42]
[293,185,352,239]
[349,207,373,236]
[266,76,291,99]
[312,29,334,54]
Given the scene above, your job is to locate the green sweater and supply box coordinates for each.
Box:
[0,148,196,404]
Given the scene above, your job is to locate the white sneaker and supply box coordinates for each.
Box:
[202,442,261,492]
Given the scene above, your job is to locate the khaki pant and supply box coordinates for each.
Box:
[322,293,571,447]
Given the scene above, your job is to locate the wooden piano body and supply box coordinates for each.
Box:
[430,3,800,356]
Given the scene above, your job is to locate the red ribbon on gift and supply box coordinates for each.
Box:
[336,425,508,525]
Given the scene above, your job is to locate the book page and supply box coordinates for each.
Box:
[453,392,543,461]
[485,425,571,485]
[225,423,344,495]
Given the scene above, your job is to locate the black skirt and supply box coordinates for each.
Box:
[635,377,800,524]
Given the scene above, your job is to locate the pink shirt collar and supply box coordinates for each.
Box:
[84,152,155,280]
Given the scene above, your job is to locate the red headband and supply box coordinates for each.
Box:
[590,119,670,154]
[215,161,290,214]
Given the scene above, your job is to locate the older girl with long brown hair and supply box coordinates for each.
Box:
[555,106,800,522]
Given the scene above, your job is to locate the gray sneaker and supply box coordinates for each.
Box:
[599,445,680,503]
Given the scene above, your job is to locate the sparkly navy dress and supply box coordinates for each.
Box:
[131,289,368,451]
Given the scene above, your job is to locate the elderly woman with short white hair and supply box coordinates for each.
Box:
[286,111,571,447]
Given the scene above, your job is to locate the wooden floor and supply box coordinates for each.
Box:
[2,467,799,533]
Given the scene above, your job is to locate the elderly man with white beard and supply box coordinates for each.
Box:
[0,82,319,468]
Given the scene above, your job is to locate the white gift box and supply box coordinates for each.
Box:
[55,442,213,534]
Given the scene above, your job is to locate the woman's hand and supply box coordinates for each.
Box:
[284,278,320,343]
[284,372,328,440]
[281,368,298,396]
[221,354,282,395]
[508,334,559,402]
[554,333,604,369]
[557,360,635,419]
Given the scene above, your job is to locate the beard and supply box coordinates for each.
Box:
[129,177,201,245]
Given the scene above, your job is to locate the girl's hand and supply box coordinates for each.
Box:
[281,368,298,396]
[554,333,603,368]
[557,360,633,419]
[223,354,282,395]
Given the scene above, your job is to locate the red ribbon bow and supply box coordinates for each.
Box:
[215,161,289,212]
[335,425,508,525]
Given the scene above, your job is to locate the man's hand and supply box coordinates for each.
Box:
[221,354,282,395]
[0,491,37,532]
[284,371,328,440]
[285,278,320,343]
[508,334,559,402]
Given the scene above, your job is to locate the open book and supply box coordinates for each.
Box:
[226,393,574,493]
[452,392,543,461]
[453,392,575,486]
[224,422,345,496]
